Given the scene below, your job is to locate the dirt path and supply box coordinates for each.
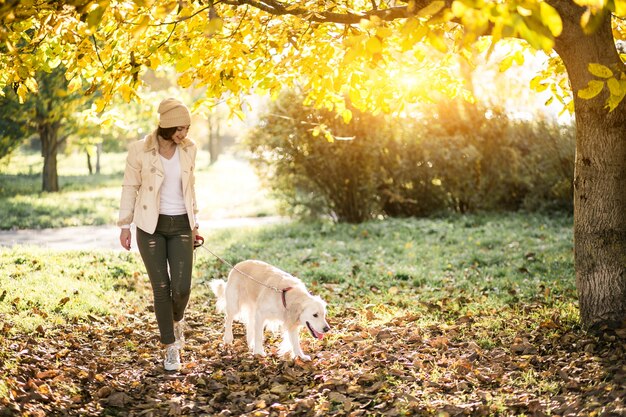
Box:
[0,216,285,251]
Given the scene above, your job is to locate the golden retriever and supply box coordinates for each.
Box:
[210,260,330,361]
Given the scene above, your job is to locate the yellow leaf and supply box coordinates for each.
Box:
[376,27,393,39]
[132,15,150,38]
[206,17,223,34]
[94,98,106,113]
[177,72,194,88]
[68,76,82,93]
[607,77,621,96]
[615,0,626,16]
[540,2,562,37]
[418,1,445,18]
[16,84,27,103]
[588,63,613,78]
[231,109,245,121]
[451,1,469,17]
[348,87,361,105]
[147,55,160,69]
[577,80,604,99]
[87,2,108,30]
[342,109,352,124]
[427,31,447,52]
[607,79,626,111]
[155,0,177,18]
[516,5,533,17]
[119,85,134,102]
[407,0,417,13]
[499,55,514,72]
[366,37,382,54]
[175,57,191,72]
[23,77,38,93]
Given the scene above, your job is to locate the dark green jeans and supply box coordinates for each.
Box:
[137,214,193,345]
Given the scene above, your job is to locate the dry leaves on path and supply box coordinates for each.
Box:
[1,302,625,416]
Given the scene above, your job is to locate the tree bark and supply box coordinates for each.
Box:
[86,150,93,175]
[96,143,102,174]
[552,2,626,329]
[208,113,221,165]
[39,122,60,192]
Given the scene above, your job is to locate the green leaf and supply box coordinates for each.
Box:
[577,80,604,100]
[588,63,613,78]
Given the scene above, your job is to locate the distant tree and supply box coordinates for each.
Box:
[0,67,93,191]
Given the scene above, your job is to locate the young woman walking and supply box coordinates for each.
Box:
[118,98,199,371]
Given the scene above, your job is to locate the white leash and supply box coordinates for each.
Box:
[195,241,284,294]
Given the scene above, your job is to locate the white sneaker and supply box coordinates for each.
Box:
[173,319,185,349]
[163,344,181,371]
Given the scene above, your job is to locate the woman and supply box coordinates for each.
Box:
[118,98,199,371]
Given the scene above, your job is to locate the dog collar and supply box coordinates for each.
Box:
[281,287,293,308]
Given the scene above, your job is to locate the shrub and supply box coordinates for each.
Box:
[246,91,390,223]
[247,92,574,222]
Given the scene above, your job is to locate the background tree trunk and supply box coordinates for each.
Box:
[86,150,93,175]
[39,122,60,192]
[208,113,222,165]
[96,143,102,174]
[553,2,626,329]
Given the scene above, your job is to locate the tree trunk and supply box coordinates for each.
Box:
[39,122,60,192]
[96,143,102,174]
[86,150,93,175]
[553,2,626,329]
[208,113,221,165]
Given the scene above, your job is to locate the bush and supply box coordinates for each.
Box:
[246,92,574,222]
[406,100,574,213]
[246,91,390,223]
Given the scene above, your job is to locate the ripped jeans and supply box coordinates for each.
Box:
[137,214,193,345]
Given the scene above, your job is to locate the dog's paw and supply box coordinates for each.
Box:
[253,349,266,357]
[298,354,311,362]
[223,335,234,345]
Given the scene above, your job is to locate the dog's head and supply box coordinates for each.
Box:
[299,295,330,339]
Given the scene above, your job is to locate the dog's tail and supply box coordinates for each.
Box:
[209,279,227,313]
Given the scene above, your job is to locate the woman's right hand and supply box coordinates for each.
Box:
[120,229,132,251]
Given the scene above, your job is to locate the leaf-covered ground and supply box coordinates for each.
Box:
[1,296,625,417]
[1,215,625,416]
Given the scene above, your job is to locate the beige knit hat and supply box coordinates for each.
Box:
[158,98,191,128]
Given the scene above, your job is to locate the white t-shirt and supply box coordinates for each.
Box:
[159,147,187,215]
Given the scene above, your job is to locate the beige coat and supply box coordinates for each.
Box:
[117,130,198,234]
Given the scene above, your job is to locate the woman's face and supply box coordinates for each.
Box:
[171,126,190,144]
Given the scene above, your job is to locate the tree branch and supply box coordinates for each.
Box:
[220,0,415,24]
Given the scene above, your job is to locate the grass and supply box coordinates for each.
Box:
[0,149,277,229]
[0,212,575,334]
[0,248,147,333]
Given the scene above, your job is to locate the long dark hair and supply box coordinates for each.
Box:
[157,126,177,140]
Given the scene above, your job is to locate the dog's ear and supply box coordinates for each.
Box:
[285,291,306,327]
